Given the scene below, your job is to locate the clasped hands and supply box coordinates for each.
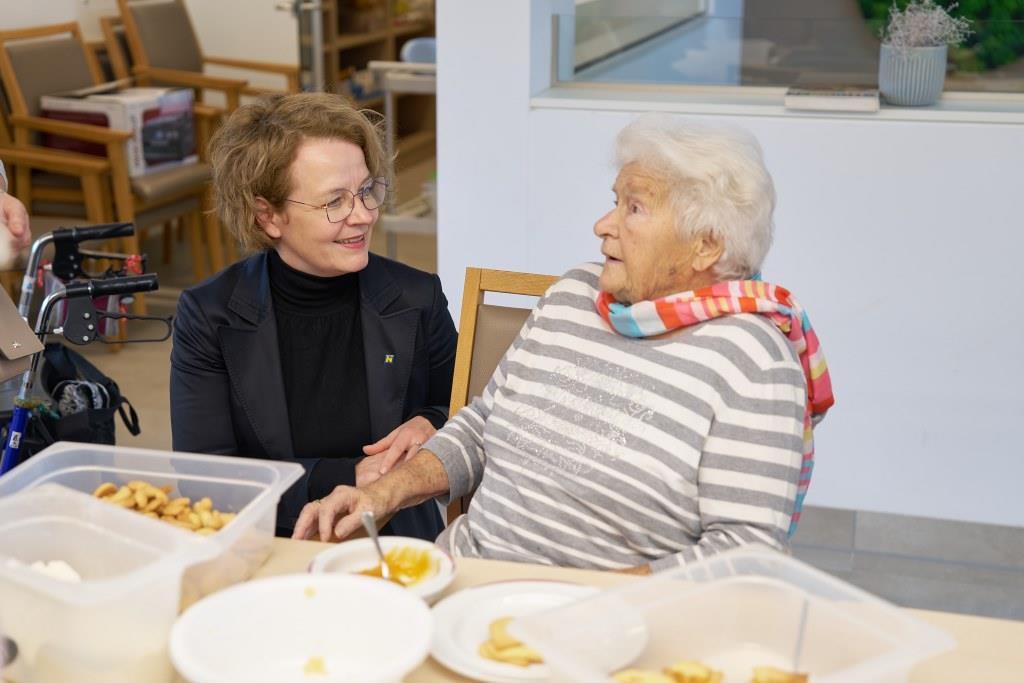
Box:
[295,415,433,542]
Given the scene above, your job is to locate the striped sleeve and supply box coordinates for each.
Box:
[651,354,806,572]
[427,289,550,504]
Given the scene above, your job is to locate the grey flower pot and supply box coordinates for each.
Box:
[879,44,948,106]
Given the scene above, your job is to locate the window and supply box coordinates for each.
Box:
[557,0,1023,95]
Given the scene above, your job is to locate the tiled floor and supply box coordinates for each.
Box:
[792,506,1024,621]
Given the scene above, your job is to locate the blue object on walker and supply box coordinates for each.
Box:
[0,404,30,475]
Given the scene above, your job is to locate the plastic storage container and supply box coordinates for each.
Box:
[513,545,955,683]
[0,442,303,610]
[0,484,209,682]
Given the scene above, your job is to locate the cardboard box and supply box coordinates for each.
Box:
[40,84,197,177]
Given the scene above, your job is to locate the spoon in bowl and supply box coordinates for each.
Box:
[360,511,391,582]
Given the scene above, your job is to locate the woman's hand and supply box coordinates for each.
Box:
[354,453,387,488]
[0,192,31,269]
[292,484,392,542]
[361,415,435,482]
[295,451,451,541]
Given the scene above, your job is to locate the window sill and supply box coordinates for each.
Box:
[532,85,1024,125]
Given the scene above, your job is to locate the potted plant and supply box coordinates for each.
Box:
[878,0,972,106]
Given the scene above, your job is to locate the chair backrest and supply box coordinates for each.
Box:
[119,0,203,73]
[0,23,103,119]
[100,16,135,81]
[446,267,558,524]
[0,85,12,145]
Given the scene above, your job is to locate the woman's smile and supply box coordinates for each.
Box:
[334,233,367,248]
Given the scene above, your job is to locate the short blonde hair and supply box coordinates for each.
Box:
[208,92,390,253]
[615,115,776,280]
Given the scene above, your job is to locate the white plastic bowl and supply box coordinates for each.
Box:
[170,573,432,683]
[309,536,455,604]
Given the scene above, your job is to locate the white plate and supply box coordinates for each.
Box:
[430,580,599,683]
[170,574,432,683]
[309,536,455,604]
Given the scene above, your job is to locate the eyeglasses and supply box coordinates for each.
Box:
[284,177,388,223]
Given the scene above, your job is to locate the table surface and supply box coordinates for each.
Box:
[257,538,1024,683]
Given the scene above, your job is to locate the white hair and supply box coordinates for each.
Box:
[614,115,776,280]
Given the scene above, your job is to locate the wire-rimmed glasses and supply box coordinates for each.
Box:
[284,177,388,223]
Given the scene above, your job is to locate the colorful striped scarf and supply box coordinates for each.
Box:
[595,279,834,537]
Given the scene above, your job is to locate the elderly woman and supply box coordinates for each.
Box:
[171,93,457,539]
[294,116,833,572]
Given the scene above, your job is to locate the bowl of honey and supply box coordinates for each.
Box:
[309,536,455,604]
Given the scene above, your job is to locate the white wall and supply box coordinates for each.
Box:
[437,0,1024,527]
[0,0,119,40]
[184,0,298,91]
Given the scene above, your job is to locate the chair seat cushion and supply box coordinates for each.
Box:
[131,162,210,202]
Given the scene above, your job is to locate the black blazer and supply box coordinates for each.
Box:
[170,251,457,539]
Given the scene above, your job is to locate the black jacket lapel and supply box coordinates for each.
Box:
[218,253,294,460]
[359,255,419,441]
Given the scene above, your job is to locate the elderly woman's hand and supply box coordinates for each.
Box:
[292,484,393,542]
[361,415,435,483]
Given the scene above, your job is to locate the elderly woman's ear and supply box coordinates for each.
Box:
[691,231,725,274]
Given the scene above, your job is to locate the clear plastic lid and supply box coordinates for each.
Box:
[513,544,955,683]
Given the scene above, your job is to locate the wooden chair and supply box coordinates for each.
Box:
[0,22,224,289]
[99,16,134,83]
[118,0,299,112]
[445,267,558,524]
[0,26,116,228]
[103,12,229,141]
[0,82,111,299]
[99,13,230,264]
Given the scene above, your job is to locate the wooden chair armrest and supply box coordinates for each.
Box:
[240,86,290,98]
[204,56,298,77]
[192,103,224,120]
[0,145,111,176]
[9,115,133,144]
[205,57,299,93]
[135,66,247,92]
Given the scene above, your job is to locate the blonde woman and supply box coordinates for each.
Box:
[171,93,456,539]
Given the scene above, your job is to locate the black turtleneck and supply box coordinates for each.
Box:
[268,249,370,500]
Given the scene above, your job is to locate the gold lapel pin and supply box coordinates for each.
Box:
[384,354,395,364]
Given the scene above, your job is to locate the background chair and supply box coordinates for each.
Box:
[0,72,111,299]
[446,267,558,524]
[0,146,111,300]
[99,13,230,266]
[118,0,299,112]
[0,22,222,291]
[99,15,134,83]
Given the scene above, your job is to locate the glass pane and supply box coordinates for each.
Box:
[558,3,1024,94]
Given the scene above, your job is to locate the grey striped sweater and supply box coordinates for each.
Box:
[428,263,807,572]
